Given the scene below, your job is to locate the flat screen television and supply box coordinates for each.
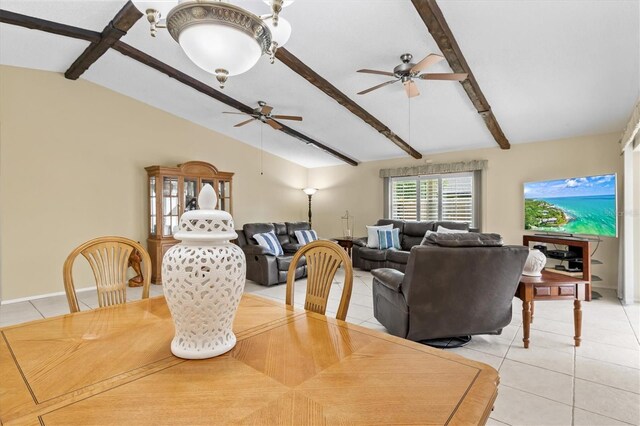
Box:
[524,173,617,238]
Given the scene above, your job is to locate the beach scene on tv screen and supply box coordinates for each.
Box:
[524,174,617,237]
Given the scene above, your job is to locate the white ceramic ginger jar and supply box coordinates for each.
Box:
[522,248,547,277]
[162,184,246,359]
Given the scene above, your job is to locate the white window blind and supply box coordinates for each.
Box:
[389,172,477,226]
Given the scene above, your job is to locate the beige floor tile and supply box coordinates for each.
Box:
[506,345,574,375]
[0,302,43,327]
[572,408,630,426]
[499,359,573,405]
[577,340,640,370]
[447,347,503,370]
[575,356,640,394]
[486,417,511,426]
[30,295,72,318]
[574,379,640,424]
[465,334,512,358]
[518,328,578,354]
[491,385,573,426]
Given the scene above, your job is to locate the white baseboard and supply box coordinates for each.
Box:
[1,287,95,305]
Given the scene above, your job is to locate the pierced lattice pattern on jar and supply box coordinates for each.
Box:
[162,243,246,358]
[178,218,234,234]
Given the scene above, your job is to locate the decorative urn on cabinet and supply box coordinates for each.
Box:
[522,248,547,277]
[162,184,246,359]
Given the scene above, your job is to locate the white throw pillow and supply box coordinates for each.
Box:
[436,225,469,234]
[366,224,393,248]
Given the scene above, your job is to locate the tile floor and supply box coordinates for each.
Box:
[1,270,638,426]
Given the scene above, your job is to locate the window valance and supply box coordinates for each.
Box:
[379,160,488,178]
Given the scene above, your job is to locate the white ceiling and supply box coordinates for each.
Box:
[1,0,638,168]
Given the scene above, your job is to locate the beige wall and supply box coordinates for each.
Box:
[0,66,308,300]
[309,134,623,290]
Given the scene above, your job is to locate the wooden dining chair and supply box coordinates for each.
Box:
[286,240,353,320]
[63,236,152,313]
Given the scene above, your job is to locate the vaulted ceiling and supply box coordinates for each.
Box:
[1,0,638,168]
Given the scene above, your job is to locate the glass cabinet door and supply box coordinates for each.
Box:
[163,176,179,236]
[149,177,157,236]
[184,178,198,212]
[218,180,231,212]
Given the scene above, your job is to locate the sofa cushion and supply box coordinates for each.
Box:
[376,219,405,233]
[276,255,307,272]
[378,228,401,250]
[273,222,290,244]
[433,221,469,231]
[401,221,435,250]
[254,232,284,255]
[294,230,318,245]
[386,249,410,265]
[281,242,302,254]
[286,222,310,240]
[422,232,504,247]
[358,247,388,261]
[243,223,275,244]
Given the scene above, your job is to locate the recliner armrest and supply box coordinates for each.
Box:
[372,268,404,292]
[242,245,273,256]
[353,237,368,247]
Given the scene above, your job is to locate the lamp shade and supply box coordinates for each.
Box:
[262,16,291,46]
[179,24,263,76]
[302,187,318,196]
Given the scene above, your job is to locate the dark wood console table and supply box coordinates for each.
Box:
[332,237,355,258]
[517,271,589,348]
[523,235,592,301]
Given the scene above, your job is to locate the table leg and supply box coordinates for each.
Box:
[531,301,535,323]
[574,300,582,347]
[522,300,531,349]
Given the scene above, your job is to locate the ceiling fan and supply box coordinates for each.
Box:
[357,53,468,98]
[223,101,303,130]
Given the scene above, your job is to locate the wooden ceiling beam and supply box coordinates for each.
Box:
[0,8,358,166]
[0,9,100,42]
[275,48,423,159]
[411,0,510,149]
[65,1,142,80]
[112,42,359,166]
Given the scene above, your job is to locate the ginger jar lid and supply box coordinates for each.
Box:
[173,184,238,242]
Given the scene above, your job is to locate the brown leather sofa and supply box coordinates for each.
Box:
[352,219,472,272]
[371,234,528,342]
[236,222,309,286]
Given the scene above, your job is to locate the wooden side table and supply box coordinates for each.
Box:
[332,237,354,258]
[516,271,589,348]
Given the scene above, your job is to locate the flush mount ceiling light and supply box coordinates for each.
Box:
[136,0,295,88]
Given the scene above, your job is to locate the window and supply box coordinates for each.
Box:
[388,172,478,226]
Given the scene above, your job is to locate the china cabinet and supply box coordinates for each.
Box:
[145,161,233,283]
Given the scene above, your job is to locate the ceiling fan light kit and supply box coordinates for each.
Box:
[357,52,469,98]
[135,0,295,87]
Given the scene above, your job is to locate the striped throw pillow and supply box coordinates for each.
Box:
[254,232,284,256]
[294,229,318,245]
[377,228,401,250]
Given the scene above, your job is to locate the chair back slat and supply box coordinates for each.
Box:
[63,237,152,313]
[286,240,353,320]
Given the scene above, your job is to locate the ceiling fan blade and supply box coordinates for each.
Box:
[272,115,303,121]
[420,73,468,81]
[260,105,273,115]
[357,69,395,77]
[410,53,445,73]
[234,118,255,127]
[403,80,420,98]
[223,111,250,115]
[266,119,283,130]
[357,79,398,95]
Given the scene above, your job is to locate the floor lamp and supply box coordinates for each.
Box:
[302,188,318,227]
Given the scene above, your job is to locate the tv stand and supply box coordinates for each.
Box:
[523,234,593,301]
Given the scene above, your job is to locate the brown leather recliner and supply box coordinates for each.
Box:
[372,238,528,342]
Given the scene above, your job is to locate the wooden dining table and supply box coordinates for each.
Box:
[1,294,499,425]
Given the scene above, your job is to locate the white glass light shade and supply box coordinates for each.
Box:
[262,16,291,46]
[303,187,318,196]
[178,24,262,76]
